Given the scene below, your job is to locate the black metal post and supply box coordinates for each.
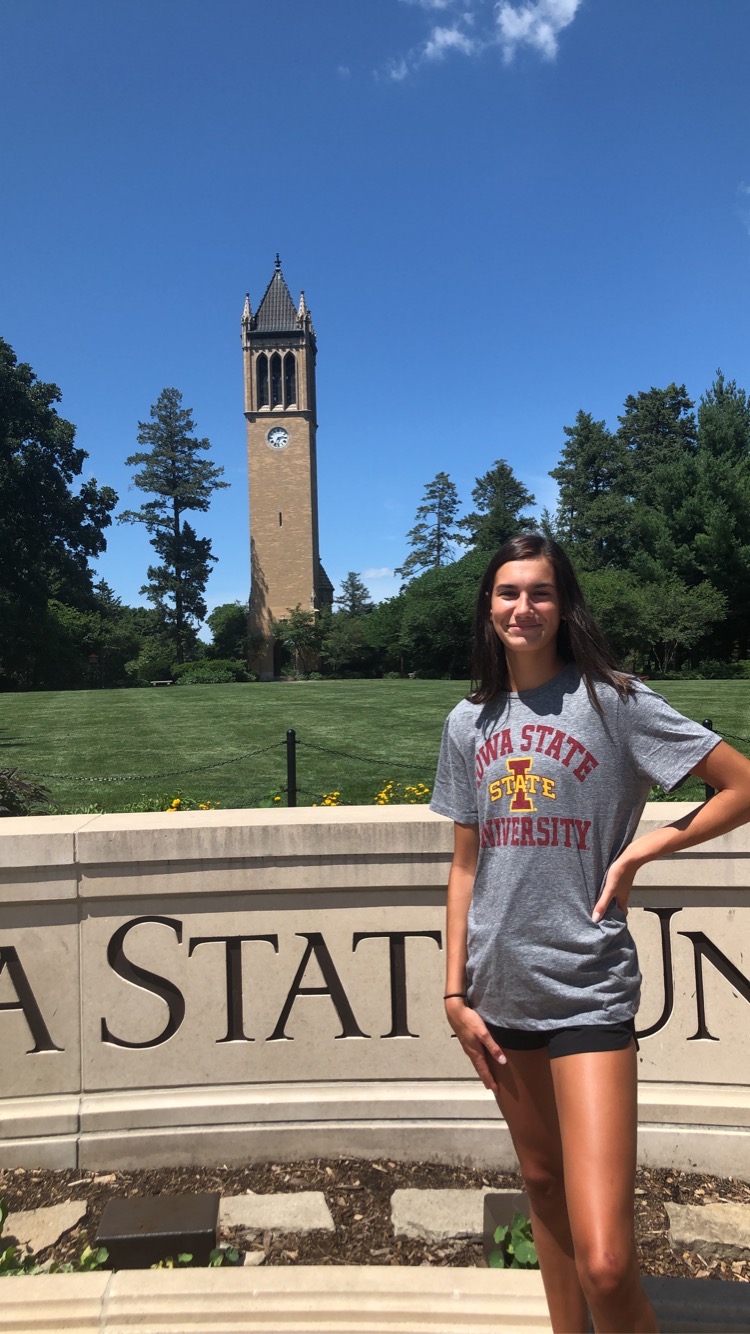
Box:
[701,719,715,800]
[286,728,297,808]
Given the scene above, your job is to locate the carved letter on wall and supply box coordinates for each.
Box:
[636,907,680,1040]
[0,947,63,1053]
[188,934,279,1042]
[352,931,442,1037]
[101,916,186,1049]
[679,931,750,1042]
[267,932,368,1041]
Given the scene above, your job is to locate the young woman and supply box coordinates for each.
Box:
[431,534,750,1334]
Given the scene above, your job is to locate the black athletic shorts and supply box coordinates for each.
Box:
[484,1018,637,1059]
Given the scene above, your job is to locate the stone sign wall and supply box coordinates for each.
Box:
[1,807,749,1172]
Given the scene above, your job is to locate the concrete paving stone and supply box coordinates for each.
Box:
[220,1191,334,1233]
[5,1199,88,1255]
[666,1201,750,1261]
[391,1188,487,1241]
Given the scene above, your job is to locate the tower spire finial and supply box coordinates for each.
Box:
[275,252,281,271]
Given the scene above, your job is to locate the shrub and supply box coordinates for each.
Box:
[0,769,55,817]
[173,659,251,685]
[695,658,745,680]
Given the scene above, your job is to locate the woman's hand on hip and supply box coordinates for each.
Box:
[444,998,506,1092]
[592,852,637,923]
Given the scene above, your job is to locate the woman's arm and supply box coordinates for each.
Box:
[593,740,750,921]
[444,821,478,996]
[444,821,506,1090]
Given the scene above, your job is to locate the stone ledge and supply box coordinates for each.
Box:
[72,1079,750,1133]
[0,1135,78,1170]
[4,1081,750,1175]
[0,1267,552,1333]
[2,1267,750,1333]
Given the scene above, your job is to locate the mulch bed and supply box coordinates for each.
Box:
[1,1159,749,1280]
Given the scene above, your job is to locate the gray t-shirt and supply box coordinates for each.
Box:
[430,665,719,1028]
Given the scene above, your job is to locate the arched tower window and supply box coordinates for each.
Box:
[271,353,282,408]
[256,354,269,408]
[284,352,297,407]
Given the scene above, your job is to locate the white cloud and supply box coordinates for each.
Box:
[361,567,394,580]
[400,0,455,9]
[423,24,478,59]
[387,57,411,81]
[385,0,582,78]
[495,0,583,63]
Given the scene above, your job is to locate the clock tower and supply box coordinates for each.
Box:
[242,257,333,676]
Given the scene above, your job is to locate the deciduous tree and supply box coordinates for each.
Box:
[0,338,117,686]
[206,602,249,661]
[272,605,322,676]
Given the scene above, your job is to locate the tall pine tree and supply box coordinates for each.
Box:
[396,471,461,582]
[458,459,535,552]
[121,388,228,663]
[550,412,629,569]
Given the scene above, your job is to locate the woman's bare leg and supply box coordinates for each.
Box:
[550,1044,658,1333]
[489,1047,589,1333]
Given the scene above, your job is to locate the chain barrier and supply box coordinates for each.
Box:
[17,720,750,809]
[298,738,434,772]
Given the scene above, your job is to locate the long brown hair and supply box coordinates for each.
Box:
[469,534,632,707]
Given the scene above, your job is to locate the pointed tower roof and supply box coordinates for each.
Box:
[254,255,298,332]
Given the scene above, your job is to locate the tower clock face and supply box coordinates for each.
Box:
[267,426,289,451]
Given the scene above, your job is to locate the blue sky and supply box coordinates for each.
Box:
[2,0,750,622]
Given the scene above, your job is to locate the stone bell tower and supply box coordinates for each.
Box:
[242,257,333,677]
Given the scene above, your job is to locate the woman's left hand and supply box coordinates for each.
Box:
[592,853,637,922]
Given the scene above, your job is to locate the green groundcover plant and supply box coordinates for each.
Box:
[487,1210,539,1270]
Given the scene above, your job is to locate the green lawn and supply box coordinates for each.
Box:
[1,679,747,814]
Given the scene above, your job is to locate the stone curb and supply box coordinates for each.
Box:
[0,1267,552,1333]
[3,1267,750,1333]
